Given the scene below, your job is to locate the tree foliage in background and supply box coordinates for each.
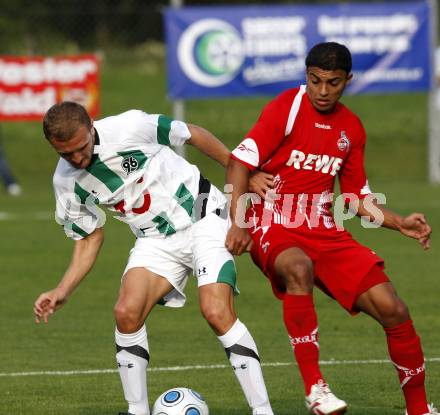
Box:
[1,0,163,54]
[1,0,438,56]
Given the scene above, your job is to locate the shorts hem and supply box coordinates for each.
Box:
[122,264,187,308]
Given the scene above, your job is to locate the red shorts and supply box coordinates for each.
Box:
[249,224,387,313]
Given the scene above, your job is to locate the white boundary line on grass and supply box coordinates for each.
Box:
[1,357,440,378]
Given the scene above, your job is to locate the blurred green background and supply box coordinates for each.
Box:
[0,1,439,414]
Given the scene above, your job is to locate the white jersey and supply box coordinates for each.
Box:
[53,110,226,240]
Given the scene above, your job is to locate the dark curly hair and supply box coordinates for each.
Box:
[305,42,352,74]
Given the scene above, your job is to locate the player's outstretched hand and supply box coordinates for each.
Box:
[248,170,274,199]
[225,222,253,256]
[34,287,68,324]
[399,213,432,250]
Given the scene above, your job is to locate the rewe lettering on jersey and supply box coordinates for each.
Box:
[286,149,343,176]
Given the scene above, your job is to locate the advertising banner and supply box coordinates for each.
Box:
[0,54,100,121]
[165,1,432,98]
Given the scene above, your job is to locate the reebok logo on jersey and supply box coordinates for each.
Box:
[315,122,331,130]
[232,138,259,168]
[286,149,343,176]
[237,143,256,153]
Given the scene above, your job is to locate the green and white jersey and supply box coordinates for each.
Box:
[53,110,226,240]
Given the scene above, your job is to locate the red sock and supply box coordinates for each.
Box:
[385,320,429,415]
[283,294,323,394]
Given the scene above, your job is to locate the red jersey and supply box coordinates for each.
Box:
[231,85,371,229]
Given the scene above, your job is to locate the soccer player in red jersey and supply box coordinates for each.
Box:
[226,42,437,415]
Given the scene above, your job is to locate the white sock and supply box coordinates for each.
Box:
[115,326,150,415]
[218,319,273,414]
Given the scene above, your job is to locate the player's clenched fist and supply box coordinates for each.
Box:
[34,287,68,324]
[225,223,253,256]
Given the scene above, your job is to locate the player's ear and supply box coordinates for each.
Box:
[346,72,353,85]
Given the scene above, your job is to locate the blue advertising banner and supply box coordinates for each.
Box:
[164,1,432,98]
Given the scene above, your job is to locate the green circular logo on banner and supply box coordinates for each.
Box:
[178,19,244,87]
[196,30,243,76]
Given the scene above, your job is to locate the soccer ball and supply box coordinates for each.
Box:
[152,387,209,415]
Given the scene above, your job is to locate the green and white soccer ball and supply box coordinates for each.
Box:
[152,387,209,415]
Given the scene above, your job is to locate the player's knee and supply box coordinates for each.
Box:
[378,298,410,327]
[389,300,410,324]
[282,258,314,291]
[200,302,234,333]
[114,303,144,333]
[200,302,225,325]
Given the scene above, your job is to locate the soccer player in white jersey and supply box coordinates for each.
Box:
[33,102,274,415]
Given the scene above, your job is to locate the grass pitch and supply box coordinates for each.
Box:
[0,62,438,415]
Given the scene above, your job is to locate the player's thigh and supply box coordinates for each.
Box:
[192,213,238,330]
[116,267,174,322]
[121,234,192,310]
[250,223,315,295]
[314,235,384,313]
[192,212,239,295]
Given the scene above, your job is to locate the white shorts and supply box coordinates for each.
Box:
[123,211,238,307]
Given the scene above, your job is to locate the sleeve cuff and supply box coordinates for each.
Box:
[230,153,257,171]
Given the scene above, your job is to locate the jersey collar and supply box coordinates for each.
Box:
[92,128,101,154]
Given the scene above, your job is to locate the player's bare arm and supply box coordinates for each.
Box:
[186,124,230,167]
[186,123,273,195]
[34,227,105,323]
[225,158,253,256]
[356,198,431,250]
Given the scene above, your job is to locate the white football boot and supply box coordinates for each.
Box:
[405,403,439,415]
[305,380,347,414]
